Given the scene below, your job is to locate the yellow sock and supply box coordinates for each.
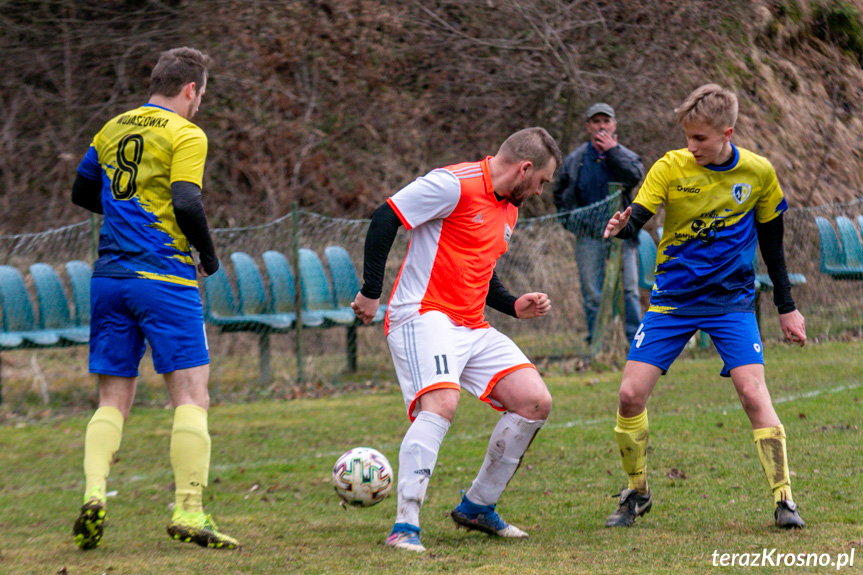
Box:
[615,409,649,494]
[170,404,211,515]
[83,406,124,503]
[753,424,793,504]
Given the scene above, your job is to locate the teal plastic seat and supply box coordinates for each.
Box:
[298,248,356,325]
[29,263,89,344]
[64,260,92,326]
[0,265,61,347]
[815,216,863,279]
[262,250,324,327]
[230,252,294,331]
[231,252,268,315]
[324,245,385,323]
[836,216,863,268]
[815,216,846,274]
[203,266,236,324]
[202,266,258,331]
[204,264,287,332]
[636,229,656,290]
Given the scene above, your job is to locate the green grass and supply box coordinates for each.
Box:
[2,341,862,574]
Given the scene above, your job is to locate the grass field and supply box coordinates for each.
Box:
[2,340,862,574]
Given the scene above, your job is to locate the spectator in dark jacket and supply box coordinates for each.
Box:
[553,103,645,343]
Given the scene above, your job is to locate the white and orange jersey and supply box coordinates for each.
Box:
[385,156,518,334]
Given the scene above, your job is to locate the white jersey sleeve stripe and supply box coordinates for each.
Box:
[388,168,461,230]
[451,166,483,179]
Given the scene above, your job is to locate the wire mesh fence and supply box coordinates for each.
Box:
[1,196,861,405]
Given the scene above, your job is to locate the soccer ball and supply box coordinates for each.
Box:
[332,447,393,507]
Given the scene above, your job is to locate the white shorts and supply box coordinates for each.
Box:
[386,311,534,420]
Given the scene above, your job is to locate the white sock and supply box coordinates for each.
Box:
[466,412,545,507]
[395,411,450,527]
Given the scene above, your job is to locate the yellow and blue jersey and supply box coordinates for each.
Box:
[635,144,788,315]
[77,104,208,287]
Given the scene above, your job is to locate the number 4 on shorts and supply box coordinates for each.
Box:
[634,324,646,348]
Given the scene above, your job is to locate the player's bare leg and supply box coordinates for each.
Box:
[606,361,662,528]
[730,364,804,528]
[452,368,550,538]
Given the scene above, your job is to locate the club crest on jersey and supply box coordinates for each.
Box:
[731,183,751,204]
[504,223,512,243]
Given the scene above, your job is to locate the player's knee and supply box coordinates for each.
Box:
[738,386,766,415]
[618,384,647,412]
[531,389,552,420]
[417,389,460,422]
[198,394,210,411]
[510,388,552,421]
[734,376,767,411]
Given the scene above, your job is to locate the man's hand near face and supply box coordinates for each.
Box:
[592,129,619,153]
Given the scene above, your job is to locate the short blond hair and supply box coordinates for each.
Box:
[675,84,738,131]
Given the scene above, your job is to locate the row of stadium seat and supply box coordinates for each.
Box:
[0,261,92,350]
[815,215,863,280]
[0,261,93,399]
[203,246,386,383]
[0,247,382,399]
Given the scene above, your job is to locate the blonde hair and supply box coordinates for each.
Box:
[675,84,738,131]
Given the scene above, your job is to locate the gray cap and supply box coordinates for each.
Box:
[585,103,615,120]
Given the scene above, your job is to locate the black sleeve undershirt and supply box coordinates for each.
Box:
[172,181,219,275]
[361,203,519,318]
[612,203,654,240]
[71,173,103,214]
[360,202,402,299]
[486,270,518,317]
[756,214,796,313]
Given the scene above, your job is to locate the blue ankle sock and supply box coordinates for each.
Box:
[457,494,495,515]
[392,522,420,534]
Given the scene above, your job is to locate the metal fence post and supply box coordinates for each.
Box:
[292,203,305,383]
[90,213,99,262]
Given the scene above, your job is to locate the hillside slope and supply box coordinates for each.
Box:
[1,0,861,232]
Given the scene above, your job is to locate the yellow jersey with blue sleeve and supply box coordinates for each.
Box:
[634,144,788,315]
[77,103,207,287]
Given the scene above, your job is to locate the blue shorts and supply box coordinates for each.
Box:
[89,277,209,376]
[627,311,763,377]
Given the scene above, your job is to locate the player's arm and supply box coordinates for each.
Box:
[352,202,402,324]
[756,213,806,346]
[486,271,518,317]
[604,202,654,239]
[71,173,103,214]
[486,272,550,319]
[172,181,219,276]
[72,146,104,214]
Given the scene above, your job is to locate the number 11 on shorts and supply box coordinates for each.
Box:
[434,354,450,375]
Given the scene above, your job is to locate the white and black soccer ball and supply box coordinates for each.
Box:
[332,447,393,507]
